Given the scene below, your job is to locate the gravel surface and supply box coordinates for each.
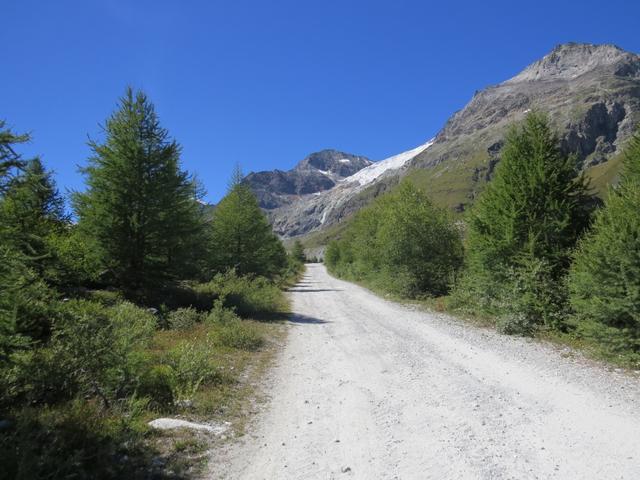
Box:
[211,264,640,479]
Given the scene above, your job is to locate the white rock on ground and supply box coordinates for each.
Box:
[148,418,229,435]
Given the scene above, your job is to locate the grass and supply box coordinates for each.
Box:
[1,271,295,480]
[142,294,291,477]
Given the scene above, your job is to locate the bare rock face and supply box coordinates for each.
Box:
[243,150,372,211]
[416,43,640,173]
[244,143,432,237]
[245,43,640,239]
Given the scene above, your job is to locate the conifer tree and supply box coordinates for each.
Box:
[210,171,287,278]
[569,127,640,357]
[0,127,57,344]
[458,112,591,330]
[0,120,29,194]
[325,181,463,297]
[74,87,208,291]
[0,158,66,259]
[291,240,306,263]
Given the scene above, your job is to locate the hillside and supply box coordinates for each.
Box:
[245,42,640,240]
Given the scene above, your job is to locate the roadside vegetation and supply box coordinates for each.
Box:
[0,89,303,479]
[326,181,463,298]
[326,112,640,368]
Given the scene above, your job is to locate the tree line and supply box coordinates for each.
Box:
[0,88,301,478]
[326,112,640,365]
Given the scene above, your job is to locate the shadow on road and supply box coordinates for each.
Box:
[287,288,342,293]
[288,314,331,325]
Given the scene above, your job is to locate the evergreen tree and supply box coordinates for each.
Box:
[376,182,463,296]
[291,240,306,263]
[0,120,29,194]
[0,158,66,261]
[457,112,591,331]
[74,88,208,291]
[0,128,58,344]
[210,173,287,278]
[569,127,640,358]
[325,181,463,297]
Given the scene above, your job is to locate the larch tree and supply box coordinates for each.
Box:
[74,87,208,292]
[569,126,640,358]
[457,112,592,332]
[210,170,287,279]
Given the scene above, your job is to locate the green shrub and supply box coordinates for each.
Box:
[205,299,241,324]
[165,339,218,402]
[326,181,463,298]
[167,307,202,330]
[0,398,149,480]
[45,227,103,288]
[199,270,285,318]
[50,300,156,405]
[213,319,264,351]
[138,364,175,410]
[86,289,124,307]
[454,113,591,332]
[569,127,640,362]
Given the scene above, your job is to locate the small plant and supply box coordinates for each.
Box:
[198,270,285,318]
[166,339,218,402]
[205,299,240,325]
[167,307,202,330]
[213,319,263,351]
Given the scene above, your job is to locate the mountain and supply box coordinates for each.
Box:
[407,42,640,210]
[244,143,432,236]
[245,42,640,239]
[243,150,371,210]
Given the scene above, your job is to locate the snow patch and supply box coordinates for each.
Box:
[344,140,434,187]
[339,158,352,163]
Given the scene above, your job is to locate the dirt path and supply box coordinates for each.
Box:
[212,264,640,479]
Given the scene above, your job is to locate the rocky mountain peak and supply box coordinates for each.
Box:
[506,42,639,83]
[294,149,372,178]
[242,149,371,211]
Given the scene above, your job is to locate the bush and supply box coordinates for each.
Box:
[165,339,219,402]
[454,113,591,332]
[167,307,202,330]
[138,364,175,410]
[203,299,264,350]
[569,127,640,361]
[326,181,463,298]
[205,299,242,325]
[199,270,285,318]
[0,398,149,480]
[85,289,124,307]
[213,319,263,351]
[45,227,103,288]
[49,300,156,405]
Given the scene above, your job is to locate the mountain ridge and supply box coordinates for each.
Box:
[244,42,640,239]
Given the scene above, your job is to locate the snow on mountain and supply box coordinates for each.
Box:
[254,139,438,236]
[344,140,435,187]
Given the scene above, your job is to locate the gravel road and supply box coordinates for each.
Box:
[213,264,640,479]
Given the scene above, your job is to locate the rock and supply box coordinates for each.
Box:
[148,418,228,435]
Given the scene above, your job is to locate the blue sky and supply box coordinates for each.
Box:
[3,0,640,203]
